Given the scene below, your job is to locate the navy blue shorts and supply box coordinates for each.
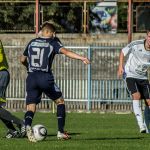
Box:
[26,72,62,105]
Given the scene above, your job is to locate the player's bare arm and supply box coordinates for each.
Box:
[117,51,124,78]
[20,55,28,68]
[60,48,90,65]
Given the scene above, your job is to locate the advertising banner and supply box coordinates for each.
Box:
[89,1,117,34]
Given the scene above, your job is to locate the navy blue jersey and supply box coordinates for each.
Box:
[23,37,63,73]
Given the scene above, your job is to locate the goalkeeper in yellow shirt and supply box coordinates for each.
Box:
[0,40,25,138]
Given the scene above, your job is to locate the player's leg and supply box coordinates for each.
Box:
[44,80,70,140]
[0,117,16,131]
[25,104,36,128]
[0,107,24,126]
[125,78,146,133]
[132,93,146,133]
[0,107,25,137]
[0,70,10,105]
[0,100,25,136]
[24,102,38,142]
[0,117,21,138]
[54,98,71,140]
[55,98,65,133]
[144,100,150,133]
[25,103,37,142]
[24,73,41,142]
[141,81,150,133]
[0,70,25,137]
[54,98,69,139]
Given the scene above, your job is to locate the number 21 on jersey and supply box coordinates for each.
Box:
[31,48,44,67]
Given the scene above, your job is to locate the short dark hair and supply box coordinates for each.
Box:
[145,27,150,33]
[41,21,56,32]
[147,29,150,34]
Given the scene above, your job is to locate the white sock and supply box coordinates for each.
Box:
[133,100,144,129]
[144,106,150,133]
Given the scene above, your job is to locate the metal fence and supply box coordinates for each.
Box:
[4,45,132,111]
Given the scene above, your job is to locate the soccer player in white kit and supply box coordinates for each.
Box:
[118,29,150,133]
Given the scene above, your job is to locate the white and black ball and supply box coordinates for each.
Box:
[32,124,47,141]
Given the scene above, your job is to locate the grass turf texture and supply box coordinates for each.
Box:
[0,112,150,150]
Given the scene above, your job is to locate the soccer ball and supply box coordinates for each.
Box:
[32,124,47,141]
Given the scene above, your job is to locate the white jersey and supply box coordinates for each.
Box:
[122,39,150,79]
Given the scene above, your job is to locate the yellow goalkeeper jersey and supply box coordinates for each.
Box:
[0,40,8,70]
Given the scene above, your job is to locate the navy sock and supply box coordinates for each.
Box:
[24,111,34,127]
[57,104,66,133]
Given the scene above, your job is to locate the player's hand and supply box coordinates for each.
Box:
[81,57,90,64]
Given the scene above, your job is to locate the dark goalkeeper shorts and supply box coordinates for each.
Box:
[26,72,62,105]
[125,77,150,99]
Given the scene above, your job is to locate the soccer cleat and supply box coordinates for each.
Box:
[18,123,26,137]
[57,131,71,140]
[5,130,20,139]
[140,126,146,133]
[26,126,37,142]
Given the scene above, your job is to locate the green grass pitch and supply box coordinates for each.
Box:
[0,112,150,150]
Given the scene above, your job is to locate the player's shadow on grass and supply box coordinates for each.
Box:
[80,137,146,141]
[47,132,81,137]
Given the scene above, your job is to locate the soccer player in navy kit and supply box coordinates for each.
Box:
[20,22,90,142]
[118,29,150,133]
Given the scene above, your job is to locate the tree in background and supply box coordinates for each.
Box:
[43,2,83,33]
[0,2,34,32]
